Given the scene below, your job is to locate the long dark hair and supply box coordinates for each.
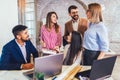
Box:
[67,31,82,65]
[45,11,59,33]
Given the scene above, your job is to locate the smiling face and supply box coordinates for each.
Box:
[69,8,79,21]
[51,13,57,24]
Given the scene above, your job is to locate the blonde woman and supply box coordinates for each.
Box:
[83,3,109,65]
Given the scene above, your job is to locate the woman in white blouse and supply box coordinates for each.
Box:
[63,31,82,65]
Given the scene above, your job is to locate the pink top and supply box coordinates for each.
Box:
[40,25,62,49]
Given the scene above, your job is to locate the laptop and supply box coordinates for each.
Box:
[75,56,117,80]
[23,53,64,79]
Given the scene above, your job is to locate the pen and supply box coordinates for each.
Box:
[52,76,57,80]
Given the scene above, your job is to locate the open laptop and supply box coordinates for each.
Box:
[23,53,64,79]
[75,56,117,80]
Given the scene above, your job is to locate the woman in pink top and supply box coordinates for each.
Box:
[40,11,62,52]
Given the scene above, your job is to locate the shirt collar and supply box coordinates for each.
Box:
[72,19,79,23]
[15,39,26,47]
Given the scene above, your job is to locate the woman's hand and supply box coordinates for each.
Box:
[97,52,105,60]
[53,46,60,53]
[40,40,46,48]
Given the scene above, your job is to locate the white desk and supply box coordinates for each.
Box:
[46,65,91,80]
[0,66,90,80]
[0,70,29,80]
[0,66,114,80]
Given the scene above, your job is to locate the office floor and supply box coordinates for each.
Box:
[111,56,120,80]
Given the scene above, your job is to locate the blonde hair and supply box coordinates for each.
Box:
[88,3,103,23]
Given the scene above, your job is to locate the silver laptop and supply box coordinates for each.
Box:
[35,53,64,76]
[23,53,64,78]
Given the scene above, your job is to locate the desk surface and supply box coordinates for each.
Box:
[0,66,90,80]
[0,66,114,80]
[46,66,91,80]
[0,70,29,80]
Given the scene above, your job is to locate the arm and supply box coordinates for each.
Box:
[53,30,62,52]
[74,51,81,64]
[28,40,38,58]
[97,24,109,59]
[64,23,68,40]
[63,44,70,59]
[63,23,69,46]
[39,26,46,48]
[97,52,105,60]
[56,27,62,47]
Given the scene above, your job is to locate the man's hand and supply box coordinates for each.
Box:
[21,63,34,70]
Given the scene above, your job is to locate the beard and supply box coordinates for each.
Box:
[21,38,28,42]
[72,15,79,21]
[21,36,29,42]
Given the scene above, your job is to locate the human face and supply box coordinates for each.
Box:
[69,9,79,21]
[51,13,57,24]
[86,10,91,19]
[17,29,29,42]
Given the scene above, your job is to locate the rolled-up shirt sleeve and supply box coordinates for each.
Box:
[97,25,109,52]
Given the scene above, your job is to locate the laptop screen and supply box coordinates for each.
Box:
[90,56,117,80]
[35,53,64,76]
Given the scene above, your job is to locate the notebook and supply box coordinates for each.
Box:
[23,53,64,79]
[75,56,117,80]
[55,63,82,80]
[41,48,56,55]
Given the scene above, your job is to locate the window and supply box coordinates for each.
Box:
[18,0,36,46]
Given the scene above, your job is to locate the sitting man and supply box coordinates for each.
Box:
[0,25,38,70]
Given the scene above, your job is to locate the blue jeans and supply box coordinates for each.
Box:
[83,49,100,65]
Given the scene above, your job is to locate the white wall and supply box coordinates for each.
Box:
[0,0,18,54]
